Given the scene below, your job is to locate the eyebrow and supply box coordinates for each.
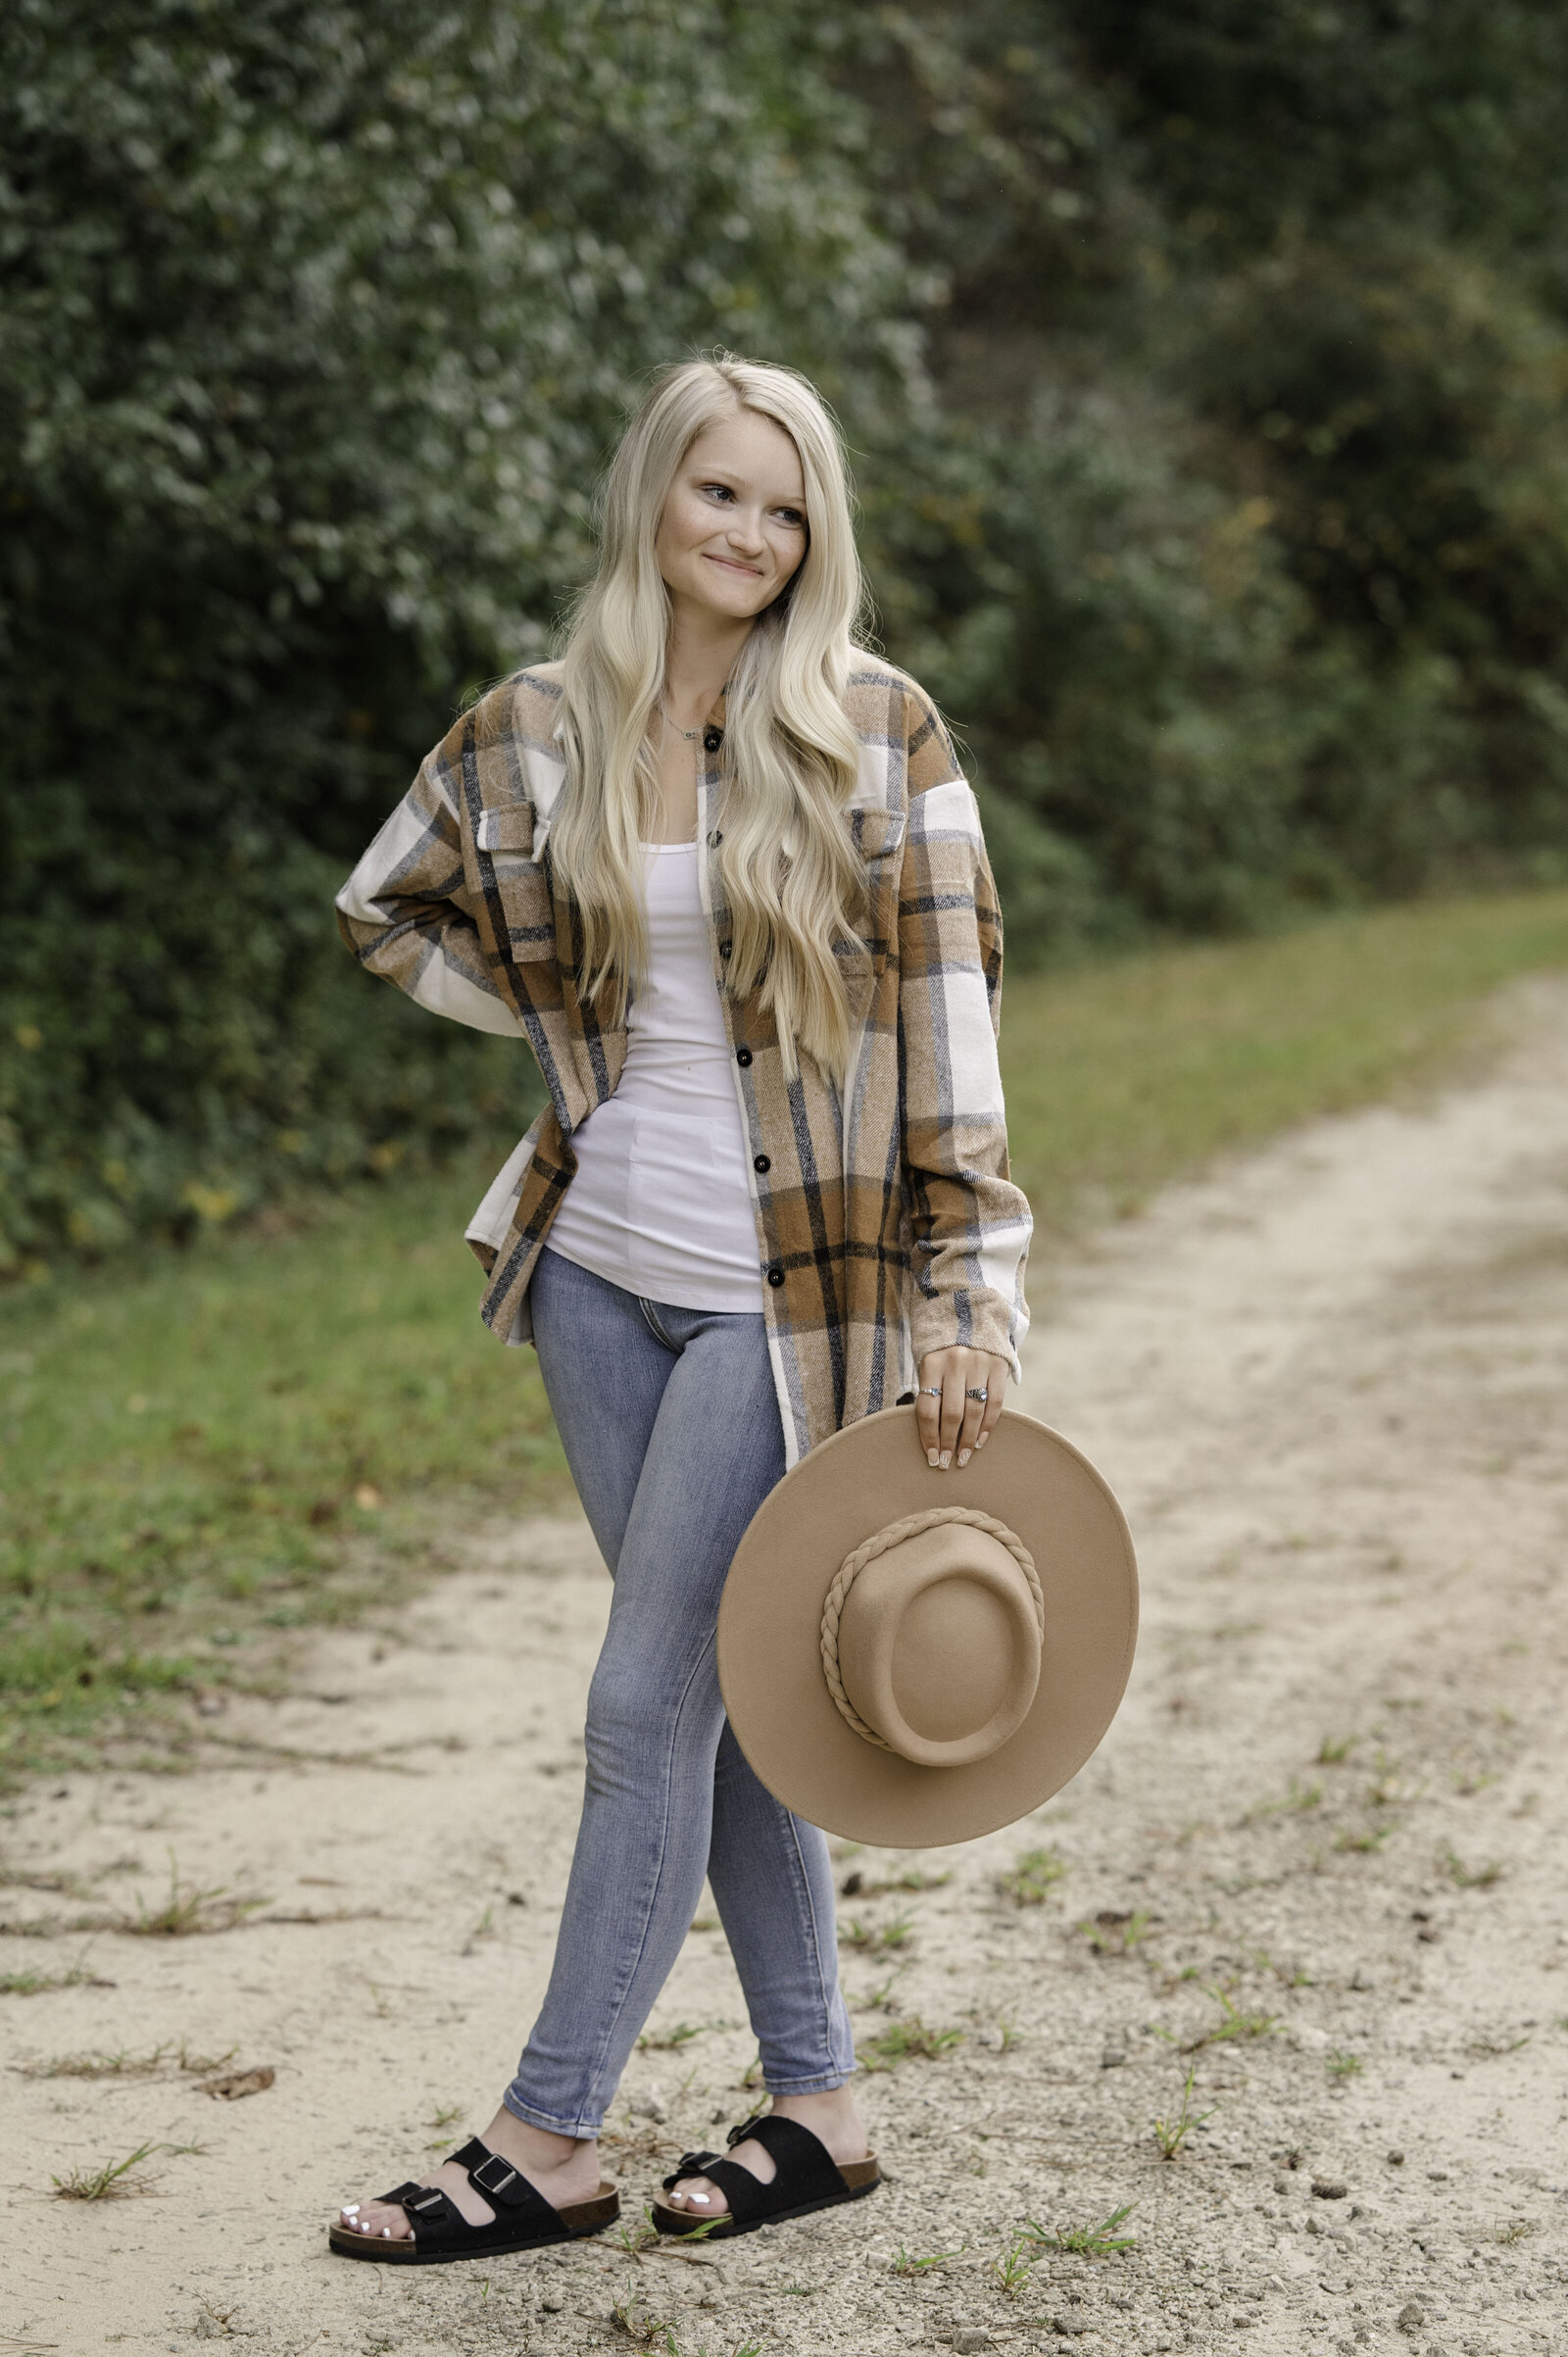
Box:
[694,465,806,504]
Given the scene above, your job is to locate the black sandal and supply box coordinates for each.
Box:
[651,2115,880,2239]
[328,2136,619,2265]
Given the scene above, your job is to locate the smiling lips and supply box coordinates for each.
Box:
[704,550,763,576]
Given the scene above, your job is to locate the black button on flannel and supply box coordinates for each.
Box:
[736,1047,752,1067]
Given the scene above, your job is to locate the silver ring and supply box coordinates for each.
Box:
[918,1385,942,1399]
[965,1387,989,1402]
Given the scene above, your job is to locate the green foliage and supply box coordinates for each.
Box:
[848,1,1568,951]
[0,0,915,1264]
[6,0,1568,1258]
[864,401,1316,940]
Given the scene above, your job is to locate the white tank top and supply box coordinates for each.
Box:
[543,842,765,1313]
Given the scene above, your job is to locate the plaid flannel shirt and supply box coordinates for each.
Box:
[336,659,1031,1467]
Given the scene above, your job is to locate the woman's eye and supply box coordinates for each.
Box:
[700,482,733,503]
[775,509,806,529]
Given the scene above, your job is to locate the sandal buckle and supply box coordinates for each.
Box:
[469,2153,520,2197]
[404,2186,445,2215]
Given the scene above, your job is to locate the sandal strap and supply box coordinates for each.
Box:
[449,2136,559,2224]
[662,2148,722,2192]
[378,2181,467,2230]
[371,2139,561,2252]
[662,2115,848,2226]
[735,2115,850,2205]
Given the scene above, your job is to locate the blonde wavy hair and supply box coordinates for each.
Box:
[549,355,868,1079]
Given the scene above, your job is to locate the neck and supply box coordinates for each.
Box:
[662,598,754,724]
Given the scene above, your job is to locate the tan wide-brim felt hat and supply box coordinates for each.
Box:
[717,1405,1138,1849]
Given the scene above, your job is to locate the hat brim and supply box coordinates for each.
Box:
[717,1405,1138,1848]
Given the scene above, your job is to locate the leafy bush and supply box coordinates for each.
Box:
[1176,238,1568,879]
[864,395,1317,944]
[6,0,1568,1263]
[0,0,916,1264]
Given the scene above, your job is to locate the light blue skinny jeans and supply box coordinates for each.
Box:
[502,1246,856,2138]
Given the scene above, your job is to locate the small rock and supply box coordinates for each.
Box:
[540,2295,564,2313]
[1426,2167,1449,2182]
[1397,2303,1426,2333]
[1273,2176,1294,2195]
[200,2066,275,2100]
[630,2093,667,2123]
[1387,2149,1405,2165]
[1050,2317,1090,2340]
[1101,2045,1127,2068]
[1348,1965,1372,1990]
[947,2334,995,2354]
[1311,2178,1348,2200]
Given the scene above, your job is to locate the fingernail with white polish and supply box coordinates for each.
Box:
[975,1432,989,1448]
[926,1449,939,1467]
[938,1451,951,1470]
[957,1449,970,1466]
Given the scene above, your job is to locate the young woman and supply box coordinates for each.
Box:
[330,356,1032,2259]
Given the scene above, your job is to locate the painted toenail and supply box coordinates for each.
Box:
[689,2192,710,2204]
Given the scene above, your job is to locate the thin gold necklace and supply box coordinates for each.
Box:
[660,684,730,741]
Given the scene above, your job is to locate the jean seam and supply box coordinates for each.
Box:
[570,1634,719,2123]
[636,1295,679,1350]
[777,1810,853,2084]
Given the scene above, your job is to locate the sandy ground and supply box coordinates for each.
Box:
[6,978,1568,2357]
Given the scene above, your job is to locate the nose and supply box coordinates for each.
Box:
[724,509,766,553]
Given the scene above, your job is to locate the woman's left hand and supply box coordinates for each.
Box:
[915,1347,1011,1470]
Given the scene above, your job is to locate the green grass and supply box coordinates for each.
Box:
[4,887,1567,1779]
[49,2140,160,2201]
[858,2014,965,2071]
[0,1155,567,1776]
[1000,887,1568,1234]
[998,1843,1067,1906]
[1023,2202,1138,2259]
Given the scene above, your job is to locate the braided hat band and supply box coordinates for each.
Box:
[818,1506,1043,1750]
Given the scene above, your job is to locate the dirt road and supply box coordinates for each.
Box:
[7,980,1568,2357]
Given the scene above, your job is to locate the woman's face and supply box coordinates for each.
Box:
[655,408,808,622]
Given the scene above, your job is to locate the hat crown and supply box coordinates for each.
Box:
[827,1515,1043,1769]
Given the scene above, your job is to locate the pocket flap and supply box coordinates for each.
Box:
[475,805,536,857]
